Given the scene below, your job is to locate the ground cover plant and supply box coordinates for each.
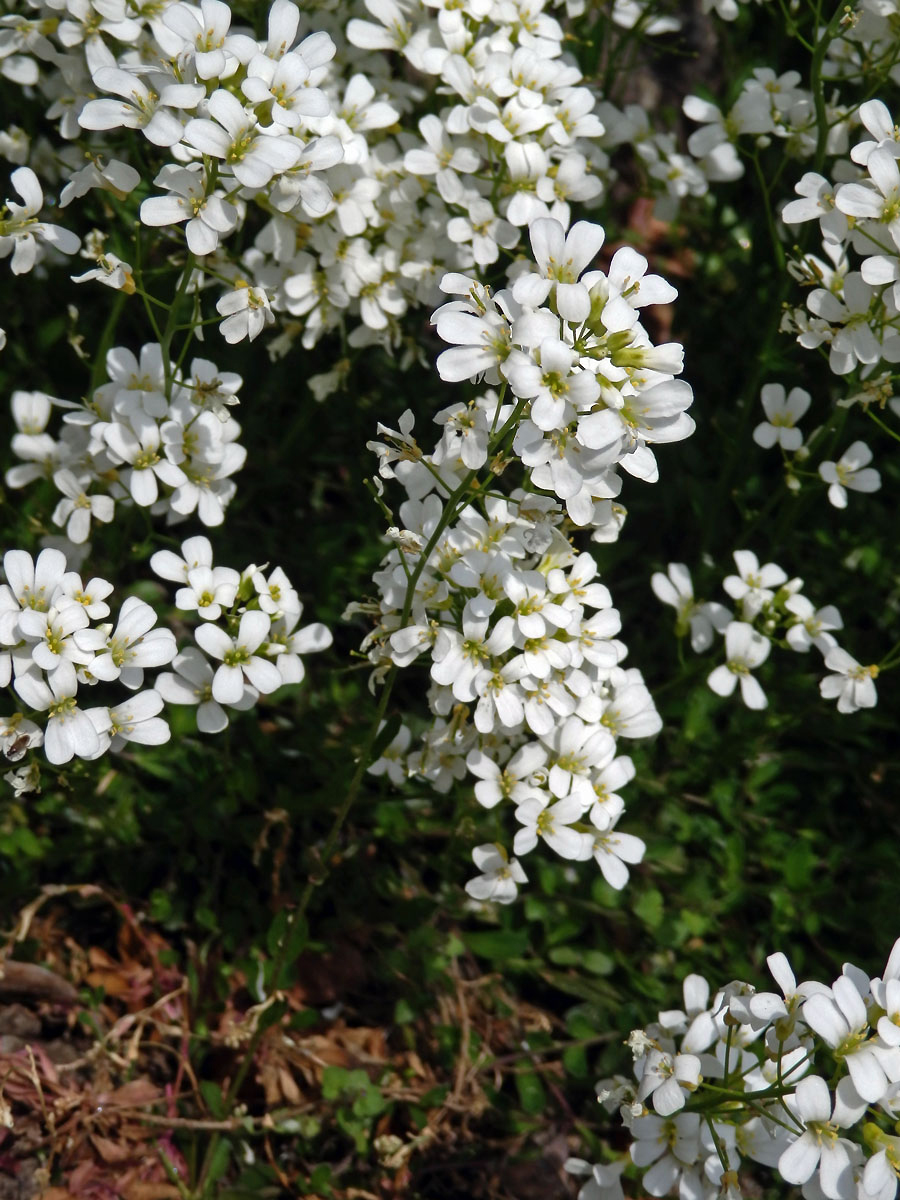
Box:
[0,0,899,1195]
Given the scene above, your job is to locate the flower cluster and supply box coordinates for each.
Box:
[435,218,693,529]
[782,101,900,387]
[0,536,331,794]
[570,936,900,1200]
[0,0,618,360]
[7,346,246,530]
[0,546,174,782]
[653,554,880,715]
[152,535,333,734]
[358,213,693,899]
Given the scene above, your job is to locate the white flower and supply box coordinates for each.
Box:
[0,167,80,274]
[513,217,606,322]
[103,690,170,753]
[819,441,881,508]
[99,343,168,418]
[784,596,842,654]
[14,661,103,765]
[11,391,51,435]
[753,384,811,451]
[251,566,299,620]
[175,565,240,621]
[103,419,187,506]
[5,763,40,797]
[51,471,114,544]
[150,536,214,584]
[183,89,301,188]
[592,680,661,738]
[804,979,898,1103]
[1,548,68,629]
[195,611,282,704]
[781,172,848,243]
[79,67,204,147]
[81,596,176,689]
[513,794,589,859]
[707,621,770,709]
[778,1075,862,1197]
[505,338,599,431]
[18,602,92,673]
[466,743,547,809]
[804,275,883,375]
[465,844,527,904]
[180,358,242,420]
[266,611,331,685]
[747,951,829,1044]
[723,550,787,619]
[564,1159,625,1200]
[159,0,236,80]
[637,1049,702,1116]
[430,606,515,702]
[367,722,411,786]
[217,283,274,344]
[156,645,255,734]
[630,1112,702,1195]
[588,755,634,832]
[0,714,42,761]
[58,574,113,621]
[589,815,645,889]
[71,250,135,291]
[820,648,879,714]
[241,49,331,127]
[140,165,238,256]
[542,715,615,805]
[835,148,900,243]
[851,100,900,167]
[682,95,744,180]
[59,157,140,208]
[651,562,730,652]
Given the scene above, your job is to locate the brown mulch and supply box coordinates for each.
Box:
[0,886,583,1199]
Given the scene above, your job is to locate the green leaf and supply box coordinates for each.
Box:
[783,841,816,889]
[464,928,530,961]
[370,712,403,763]
[547,946,613,975]
[394,998,415,1024]
[352,1083,387,1118]
[204,1138,232,1186]
[256,998,288,1033]
[563,1044,589,1078]
[200,1079,226,1119]
[515,1070,546,1115]
[321,1065,351,1100]
[633,887,664,928]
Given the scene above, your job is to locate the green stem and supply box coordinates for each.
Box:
[88,291,127,396]
[750,152,786,272]
[261,387,525,983]
[705,1115,731,1175]
[866,406,900,445]
[159,251,197,400]
[293,664,399,922]
[812,4,849,174]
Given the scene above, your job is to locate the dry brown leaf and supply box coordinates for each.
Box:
[405,1052,428,1079]
[258,1061,283,1108]
[99,1078,162,1108]
[277,1065,302,1105]
[0,962,79,1006]
[90,1132,136,1163]
[121,1183,182,1200]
